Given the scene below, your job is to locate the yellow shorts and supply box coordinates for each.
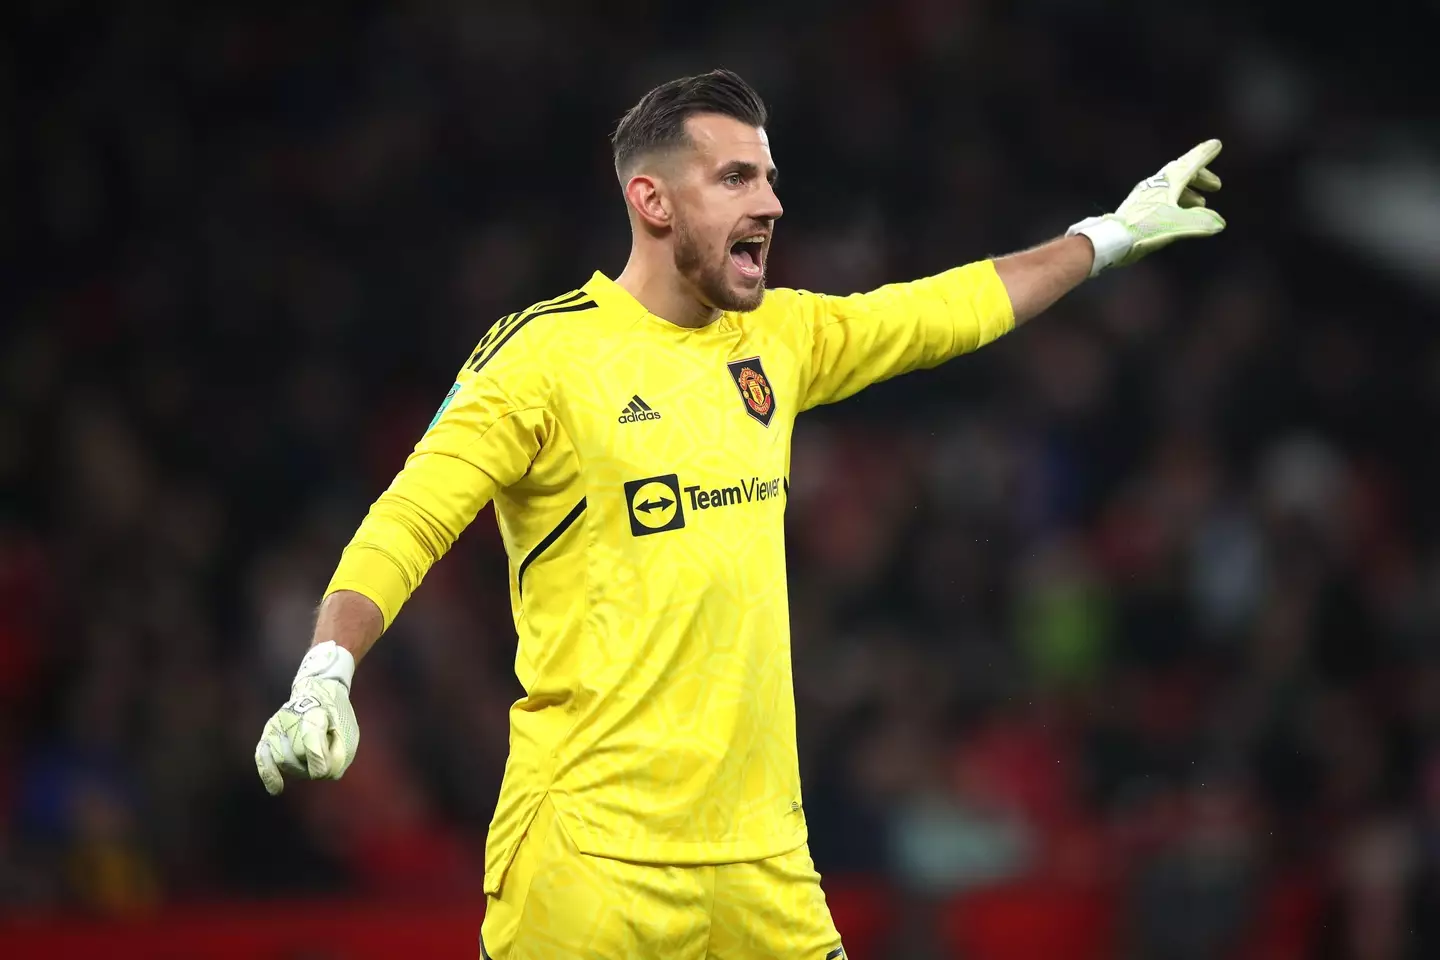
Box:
[479,797,845,959]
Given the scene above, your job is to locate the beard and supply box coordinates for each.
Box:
[673,215,766,313]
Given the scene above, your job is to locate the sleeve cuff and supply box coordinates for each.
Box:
[324,544,412,631]
[951,259,1017,352]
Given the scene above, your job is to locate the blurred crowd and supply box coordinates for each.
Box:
[3,2,1438,957]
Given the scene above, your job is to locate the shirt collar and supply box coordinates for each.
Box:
[582,270,647,320]
[582,270,735,335]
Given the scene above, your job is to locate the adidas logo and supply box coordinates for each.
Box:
[617,395,662,423]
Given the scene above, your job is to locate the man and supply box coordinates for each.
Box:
[255,69,1224,958]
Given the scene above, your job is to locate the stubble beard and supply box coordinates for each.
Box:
[673,215,765,314]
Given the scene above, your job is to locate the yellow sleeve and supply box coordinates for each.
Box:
[794,259,1015,411]
[324,357,549,630]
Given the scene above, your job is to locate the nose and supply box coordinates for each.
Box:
[756,181,783,222]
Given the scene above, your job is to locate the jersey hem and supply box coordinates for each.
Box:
[552,800,809,866]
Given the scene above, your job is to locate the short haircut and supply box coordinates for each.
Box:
[611,69,768,180]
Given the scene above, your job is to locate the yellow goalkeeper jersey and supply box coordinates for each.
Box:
[325,263,1014,891]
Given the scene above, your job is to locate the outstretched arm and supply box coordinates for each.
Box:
[998,138,1227,325]
[793,140,1225,411]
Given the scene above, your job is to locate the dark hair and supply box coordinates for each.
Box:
[611,69,768,179]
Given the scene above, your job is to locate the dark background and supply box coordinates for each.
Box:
[2,2,1438,957]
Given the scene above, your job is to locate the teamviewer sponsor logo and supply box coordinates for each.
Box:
[684,475,783,511]
[622,471,786,537]
[624,473,685,536]
[618,395,662,423]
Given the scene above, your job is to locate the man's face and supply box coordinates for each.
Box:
[668,113,783,313]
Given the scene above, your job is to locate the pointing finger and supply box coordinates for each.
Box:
[1172,139,1222,180]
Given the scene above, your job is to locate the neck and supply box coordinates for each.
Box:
[615,249,719,330]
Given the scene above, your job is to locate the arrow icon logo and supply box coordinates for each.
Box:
[624,473,685,536]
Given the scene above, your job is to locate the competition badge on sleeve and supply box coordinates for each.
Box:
[726,356,775,427]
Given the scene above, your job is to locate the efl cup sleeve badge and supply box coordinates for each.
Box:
[726,357,775,427]
[428,382,462,430]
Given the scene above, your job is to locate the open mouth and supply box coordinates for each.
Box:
[729,235,766,279]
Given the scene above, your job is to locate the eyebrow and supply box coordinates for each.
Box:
[722,160,779,186]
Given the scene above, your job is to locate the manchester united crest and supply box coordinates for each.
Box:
[726,356,775,427]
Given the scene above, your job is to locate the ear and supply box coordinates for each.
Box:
[624,174,672,230]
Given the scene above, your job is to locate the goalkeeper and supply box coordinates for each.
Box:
[255,69,1223,959]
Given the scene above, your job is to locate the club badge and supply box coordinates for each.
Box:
[726,356,775,427]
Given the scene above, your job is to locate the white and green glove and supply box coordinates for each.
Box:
[1068,139,1227,277]
[255,641,360,796]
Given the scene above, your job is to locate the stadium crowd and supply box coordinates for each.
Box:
[2,3,1436,956]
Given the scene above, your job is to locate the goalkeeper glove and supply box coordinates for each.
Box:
[1068,139,1226,277]
[255,641,359,796]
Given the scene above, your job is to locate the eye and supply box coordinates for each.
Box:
[723,171,745,187]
